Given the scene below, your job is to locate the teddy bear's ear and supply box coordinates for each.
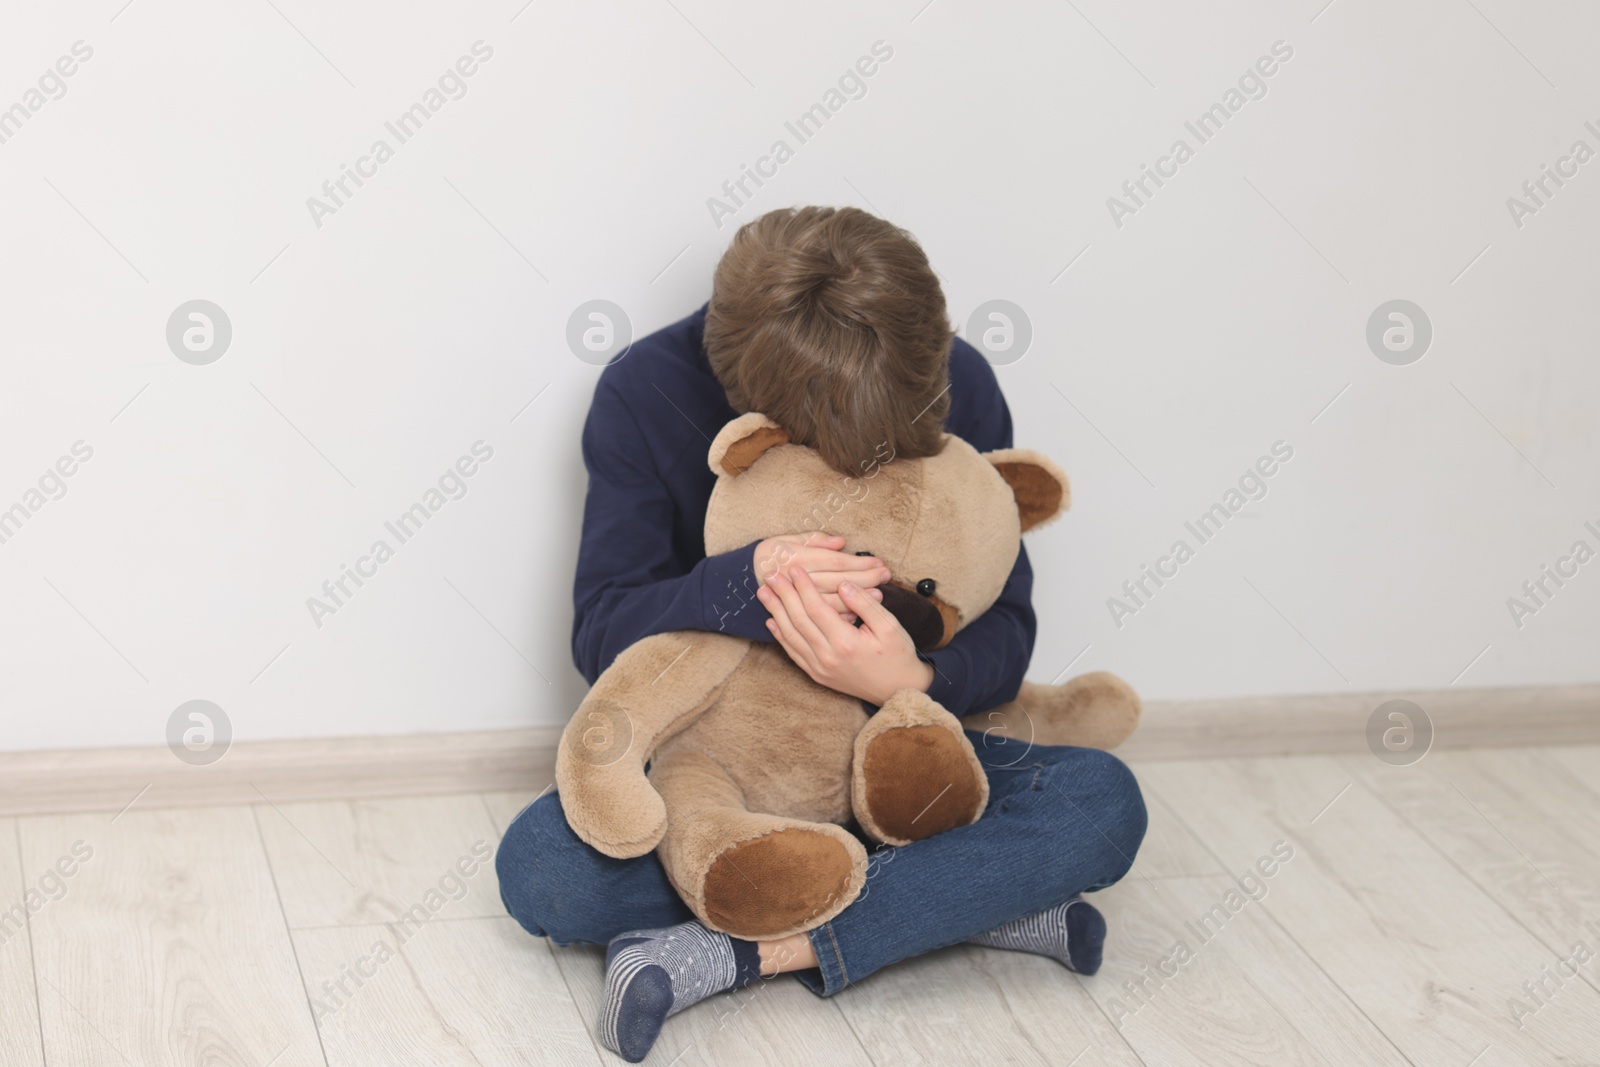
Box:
[985,449,1071,532]
[707,412,791,477]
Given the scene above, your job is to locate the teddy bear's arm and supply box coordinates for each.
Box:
[555,630,751,858]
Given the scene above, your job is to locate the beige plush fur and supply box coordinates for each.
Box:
[555,412,1142,940]
[959,674,1142,752]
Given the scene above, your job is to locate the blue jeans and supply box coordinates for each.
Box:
[496,731,1146,996]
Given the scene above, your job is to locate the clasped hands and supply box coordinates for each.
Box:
[752,533,935,707]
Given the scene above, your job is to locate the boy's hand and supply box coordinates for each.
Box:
[758,567,935,707]
[754,533,889,623]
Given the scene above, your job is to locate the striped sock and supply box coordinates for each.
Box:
[598,922,762,1062]
[965,895,1108,975]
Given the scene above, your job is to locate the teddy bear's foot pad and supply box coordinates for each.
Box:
[859,725,986,843]
[702,827,858,939]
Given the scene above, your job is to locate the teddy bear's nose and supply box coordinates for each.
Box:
[877,582,945,652]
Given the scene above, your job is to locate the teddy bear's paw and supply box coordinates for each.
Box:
[854,691,988,846]
[700,823,866,940]
[960,673,1143,751]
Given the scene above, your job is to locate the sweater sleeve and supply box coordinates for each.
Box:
[921,545,1036,717]
[569,382,773,685]
[917,350,1038,717]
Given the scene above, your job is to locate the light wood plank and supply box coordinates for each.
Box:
[1143,756,1600,1065]
[0,817,46,1067]
[19,806,322,1067]
[256,794,502,929]
[1126,766,1220,879]
[830,940,1143,1067]
[1088,875,1407,1066]
[554,942,875,1066]
[1345,746,1600,985]
[480,786,552,839]
[295,916,600,1066]
[1542,744,1600,831]
[12,743,1600,1066]
[1546,743,1600,780]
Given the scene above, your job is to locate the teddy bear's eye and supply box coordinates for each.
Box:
[855,551,873,557]
[916,578,937,597]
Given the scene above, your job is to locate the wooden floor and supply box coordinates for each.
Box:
[4,747,1600,1066]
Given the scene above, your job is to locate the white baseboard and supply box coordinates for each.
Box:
[0,727,563,818]
[1118,683,1600,761]
[3,685,1596,816]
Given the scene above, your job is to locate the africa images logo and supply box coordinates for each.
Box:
[0,40,94,148]
[305,42,494,229]
[705,41,894,228]
[1105,40,1294,229]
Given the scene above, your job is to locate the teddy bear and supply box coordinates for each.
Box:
[554,412,1141,941]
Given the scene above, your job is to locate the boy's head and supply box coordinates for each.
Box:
[704,206,952,475]
[704,411,1070,650]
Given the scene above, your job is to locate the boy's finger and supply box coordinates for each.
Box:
[823,552,886,571]
[766,619,811,673]
[808,569,889,592]
[842,581,909,643]
[820,593,867,617]
[771,532,846,550]
[791,554,884,579]
[773,570,832,650]
[757,582,789,622]
[765,571,804,619]
[808,560,888,579]
[792,568,854,642]
[754,543,800,579]
[773,531,841,544]
[764,597,814,664]
[758,550,878,586]
[786,568,843,646]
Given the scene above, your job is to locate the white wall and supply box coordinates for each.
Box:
[2,0,1596,752]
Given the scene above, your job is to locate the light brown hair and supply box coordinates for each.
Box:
[704,206,953,475]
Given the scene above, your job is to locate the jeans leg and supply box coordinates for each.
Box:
[496,790,693,946]
[798,731,1147,996]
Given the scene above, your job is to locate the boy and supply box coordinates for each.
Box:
[497,207,1146,1062]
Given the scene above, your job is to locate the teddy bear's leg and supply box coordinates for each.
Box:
[556,632,751,859]
[959,673,1142,751]
[853,689,989,847]
[649,745,867,941]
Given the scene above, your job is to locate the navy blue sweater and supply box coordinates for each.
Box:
[570,304,1036,717]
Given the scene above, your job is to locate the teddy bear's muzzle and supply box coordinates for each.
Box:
[877,581,958,651]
